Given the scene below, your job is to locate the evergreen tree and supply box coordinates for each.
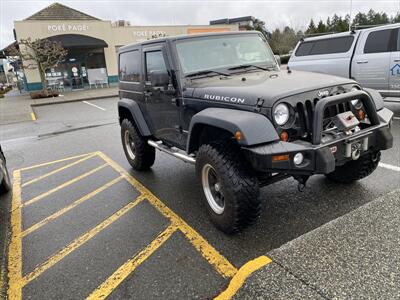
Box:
[306,19,317,34]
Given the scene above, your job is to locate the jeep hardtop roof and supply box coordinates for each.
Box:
[118,30,261,53]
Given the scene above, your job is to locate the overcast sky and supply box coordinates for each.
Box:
[1,0,399,48]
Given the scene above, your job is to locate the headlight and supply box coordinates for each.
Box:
[350,87,362,109]
[274,103,290,126]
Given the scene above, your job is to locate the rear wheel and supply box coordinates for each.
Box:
[0,152,11,193]
[325,151,381,183]
[121,119,155,171]
[196,142,261,234]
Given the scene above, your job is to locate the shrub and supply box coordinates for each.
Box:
[30,90,59,99]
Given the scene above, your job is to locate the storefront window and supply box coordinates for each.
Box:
[45,47,107,89]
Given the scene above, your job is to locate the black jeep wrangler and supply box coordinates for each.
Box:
[117,31,393,233]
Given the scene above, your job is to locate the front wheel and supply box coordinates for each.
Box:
[325,151,381,184]
[196,142,261,234]
[121,119,155,171]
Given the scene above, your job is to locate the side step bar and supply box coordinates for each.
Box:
[147,140,196,164]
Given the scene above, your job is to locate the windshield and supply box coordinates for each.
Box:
[175,34,276,75]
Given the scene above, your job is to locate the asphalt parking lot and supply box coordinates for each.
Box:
[1,98,399,299]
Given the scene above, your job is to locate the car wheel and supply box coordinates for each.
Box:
[121,119,155,171]
[0,152,12,193]
[196,141,261,234]
[325,150,380,184]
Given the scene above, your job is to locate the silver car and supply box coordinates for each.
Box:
[288,23,400,98]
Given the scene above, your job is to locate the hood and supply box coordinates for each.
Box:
[188,70,355,108]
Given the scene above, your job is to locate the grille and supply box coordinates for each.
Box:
[295,93,352,141]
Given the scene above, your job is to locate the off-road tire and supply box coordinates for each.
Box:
[121,119,155,171]
[325,151,381,184]
[196,142,261,234]
[0,152,11,193]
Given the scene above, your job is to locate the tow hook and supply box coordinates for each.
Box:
[294,175,309,192]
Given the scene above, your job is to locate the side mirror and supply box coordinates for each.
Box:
[274,55,281,66]
[149,70,169,87]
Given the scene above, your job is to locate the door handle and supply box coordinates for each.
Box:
[394,59,400,62]
[356,60,368,64]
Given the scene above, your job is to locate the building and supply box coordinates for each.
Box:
[210,16,266,32]
[5,3,237,91]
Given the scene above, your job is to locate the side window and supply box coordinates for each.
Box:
[145,50,167,81]
[397,28,400,51]
[364,29,392,54]
[295,36,354,56]
[119,50,140,82]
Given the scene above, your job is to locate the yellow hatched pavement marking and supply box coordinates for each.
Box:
[97,151,238,278]
[22,163,108,207]
[86,224,178,300]
[22,176,124,237]
[8,170,23,300]
[21,153,97,188]
[22,194,146,285]
[18,152,95,172]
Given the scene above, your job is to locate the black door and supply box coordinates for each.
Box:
[143,45,180,145]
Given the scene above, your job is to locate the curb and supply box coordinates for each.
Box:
[30,94,118,107]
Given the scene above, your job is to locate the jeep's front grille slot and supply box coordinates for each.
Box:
[294,91,354,142]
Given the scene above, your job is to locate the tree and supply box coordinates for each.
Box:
[306,19,317,34]
[316,20,327,33]
[17,38,67,90]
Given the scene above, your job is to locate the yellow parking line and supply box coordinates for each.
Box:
[86,224,177,300]
[22,176,124,237]
[19,152,96,172]
[22,163,108,207]
[21,153,98,188]
[214,256,272,300]
[97,151,238,278]
[30,112,36,121]
[8,170,23,300]
[22,194,146,286]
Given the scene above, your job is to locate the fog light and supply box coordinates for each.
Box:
[293,153,304,165]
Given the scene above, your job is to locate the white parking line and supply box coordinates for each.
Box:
[393,117,400,120]
[379,162,400,172]
[82,101,106,111]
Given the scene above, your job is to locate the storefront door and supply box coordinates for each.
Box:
[68,63,84,90]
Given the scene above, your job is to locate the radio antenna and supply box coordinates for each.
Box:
[348,0,353,31]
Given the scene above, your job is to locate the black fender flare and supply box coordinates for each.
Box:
[187,108,279,153]
[118,99,151,136]
[363,88,384,111]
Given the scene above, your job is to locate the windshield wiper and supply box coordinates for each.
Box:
[185,70,230,78]
[228,64,275,71]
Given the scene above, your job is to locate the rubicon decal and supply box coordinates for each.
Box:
[204,94,245,104]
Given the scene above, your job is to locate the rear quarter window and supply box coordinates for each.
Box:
[119,50,141,82]
[295,36,354,56]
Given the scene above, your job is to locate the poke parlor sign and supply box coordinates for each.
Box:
[47,24,89,32]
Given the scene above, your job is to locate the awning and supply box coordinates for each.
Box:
[0,41,19,58]
[47,34,108,48]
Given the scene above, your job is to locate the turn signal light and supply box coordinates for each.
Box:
[272,154,289,162]
[357,110,365,120]
[235,131,242,141]
[280,131,289,142]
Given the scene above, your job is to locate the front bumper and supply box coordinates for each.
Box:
[243,106,393,176]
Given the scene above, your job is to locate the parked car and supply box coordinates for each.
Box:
[117,31,393,233]
[0,146,11,193]
[288,23,400,98]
